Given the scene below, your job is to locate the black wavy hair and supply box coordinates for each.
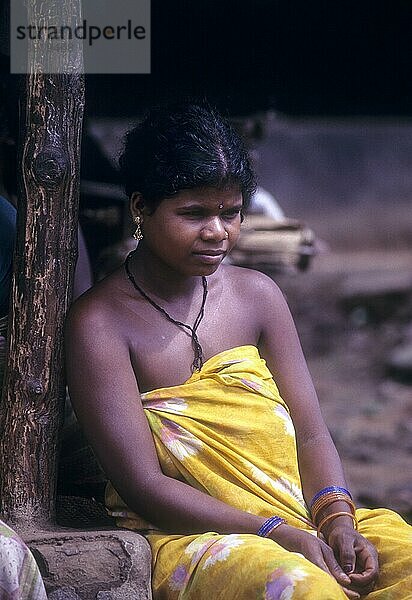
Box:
[119,101,256,212]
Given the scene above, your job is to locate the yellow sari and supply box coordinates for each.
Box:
[106,346,412,599]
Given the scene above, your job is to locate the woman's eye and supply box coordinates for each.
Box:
[186,211,203,218]
[179,210,203,218]
[223,210,241,220]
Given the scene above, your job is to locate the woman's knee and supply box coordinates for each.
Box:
[198,535,346,599]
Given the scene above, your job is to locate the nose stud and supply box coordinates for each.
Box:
[218,203,224,210]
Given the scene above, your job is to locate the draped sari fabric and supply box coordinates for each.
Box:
[106,346,412,599]
[0,519,46,600]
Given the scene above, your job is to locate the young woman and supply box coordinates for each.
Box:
[65,103,411,599]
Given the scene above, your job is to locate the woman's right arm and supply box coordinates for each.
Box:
[65,299,266,535]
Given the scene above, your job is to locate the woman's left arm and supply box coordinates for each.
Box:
[255,272,378,595]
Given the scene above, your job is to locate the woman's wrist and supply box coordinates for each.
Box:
[266,522,295,545]
[307,486,358,541]
[256,516,285,537]
[314,499,356,523]
[319,514,356,541]
[310,487,355,528]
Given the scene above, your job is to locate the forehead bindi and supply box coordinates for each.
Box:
[174,187,243,209]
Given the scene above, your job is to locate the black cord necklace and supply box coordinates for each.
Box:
[124,251,208,372]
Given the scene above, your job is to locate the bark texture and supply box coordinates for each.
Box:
[0,0,84,527]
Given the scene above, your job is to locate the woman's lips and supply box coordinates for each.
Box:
[192,251,225,264]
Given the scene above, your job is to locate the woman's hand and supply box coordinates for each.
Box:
[326,524,379,597]
[270,524,362,599]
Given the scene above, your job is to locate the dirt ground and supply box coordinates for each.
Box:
[268,205,412,523]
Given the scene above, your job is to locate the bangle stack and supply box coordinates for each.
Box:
[316,511,358,537]
[310,485,353,507]
[257,516,286,538]
[309,486,358,537]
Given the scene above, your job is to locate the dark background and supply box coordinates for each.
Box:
[85,0,412,118]
[1,0,412,118]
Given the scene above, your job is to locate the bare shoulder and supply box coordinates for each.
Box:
[64,268,134,399]
[219,264,293,340]
[65,269,125,343]
[221,264,285,306]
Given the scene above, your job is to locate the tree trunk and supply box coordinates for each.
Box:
[0,0,84,529]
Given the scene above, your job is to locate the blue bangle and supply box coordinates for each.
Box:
[257,516,285,537]
[310,486,353,509]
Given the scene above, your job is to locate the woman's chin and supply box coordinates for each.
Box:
[178,264,220,279]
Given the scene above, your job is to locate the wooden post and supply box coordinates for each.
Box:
[0,0,84,529]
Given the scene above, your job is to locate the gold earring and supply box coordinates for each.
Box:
[133,215,143,241]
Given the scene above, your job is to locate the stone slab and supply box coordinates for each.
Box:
[24,528,152,600]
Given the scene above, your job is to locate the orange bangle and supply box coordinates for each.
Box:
[316,511,358,537]
[312,496,356,525]
[312,495,347,516]
[311,492,353,512]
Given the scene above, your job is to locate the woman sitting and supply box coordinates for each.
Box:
[65,102,411,599]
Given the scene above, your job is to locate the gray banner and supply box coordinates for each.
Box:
[11,0,150,74]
